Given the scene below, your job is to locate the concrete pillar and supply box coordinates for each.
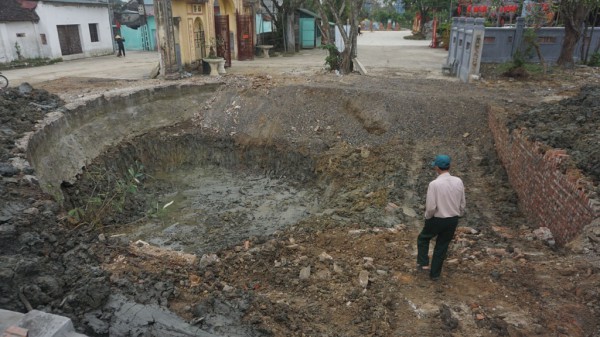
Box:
[154,0,178,78]
[447,17,460,65]
[467,18,485,82]
[455,16,467,74]
[512,17,525,57]
[459,17,474,81]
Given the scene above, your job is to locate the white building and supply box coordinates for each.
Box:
[0,0,113,63]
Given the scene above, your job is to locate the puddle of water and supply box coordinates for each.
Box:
[113,165,321,255]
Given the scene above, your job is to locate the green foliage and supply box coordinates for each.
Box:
[403,0,450,21]
[320,43,341,71]
[512,50,526,68]
[65,162,146,227]
[495,59,545,79]
[589,52,600,66]
[508,28,540,70]
[439,22,451,48]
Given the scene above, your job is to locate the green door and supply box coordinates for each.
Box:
[300,18,315,49]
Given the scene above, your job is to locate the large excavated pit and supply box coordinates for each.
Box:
[9,77,599,337]
[66,129,322,255]
[26,81,436,256]
[19,78,516,336]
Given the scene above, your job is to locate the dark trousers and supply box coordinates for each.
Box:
[417,216,459,278]
[117,45,125,56]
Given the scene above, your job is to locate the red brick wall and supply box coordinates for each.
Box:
[488,106,599,245]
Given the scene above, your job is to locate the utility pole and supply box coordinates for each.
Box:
[155,0,178,77]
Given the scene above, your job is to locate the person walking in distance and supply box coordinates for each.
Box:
[417,154,465,281]
[115,35,126,57]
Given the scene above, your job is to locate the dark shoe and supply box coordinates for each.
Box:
[417,265,430,272]
[430,276,440,281]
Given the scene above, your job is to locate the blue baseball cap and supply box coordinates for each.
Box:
[431,154,451,169]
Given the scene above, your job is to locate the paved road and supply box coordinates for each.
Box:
[2,30,449,86]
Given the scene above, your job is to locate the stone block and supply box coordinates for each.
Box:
[17,310,76,337]
[3,326,28,337]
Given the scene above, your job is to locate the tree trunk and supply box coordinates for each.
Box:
[318,11,330,44]
[339,48,352,73]
[584,7,599,62]
[558,22,581,67]
[285,12,296,53]
[557,1,588,68]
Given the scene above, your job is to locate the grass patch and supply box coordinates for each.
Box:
[481,62,546,80]
[589,52,600,67]
[0,57,62,70]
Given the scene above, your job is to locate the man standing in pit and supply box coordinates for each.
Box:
[416,154,466,281]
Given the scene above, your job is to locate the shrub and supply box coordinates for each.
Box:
[588,52,600,67]
[320,44,341,71]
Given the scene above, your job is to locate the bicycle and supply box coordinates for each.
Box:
[0,72,8,89]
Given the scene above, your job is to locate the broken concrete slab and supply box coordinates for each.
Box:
[0,309,87,337]
[353,58,368,75]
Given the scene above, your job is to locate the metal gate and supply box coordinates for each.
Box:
[194,19,206,60]
[57,25,82,55]
[300,18,315,49]
[236,14,254,61]
[215,15,231,67]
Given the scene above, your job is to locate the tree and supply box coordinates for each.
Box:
[402,0,448,35]
[556,0,597,67]
[315,0,365,74]
[260,0,307,53]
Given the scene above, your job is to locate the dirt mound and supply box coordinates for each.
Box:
[507,85,600,183]
[0,85,108,327]
[0,84,63,162]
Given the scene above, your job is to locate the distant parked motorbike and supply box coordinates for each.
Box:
[0,72,7,89]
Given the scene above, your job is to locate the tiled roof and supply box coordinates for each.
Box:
[42,0,108,4]
[0,0,40,22]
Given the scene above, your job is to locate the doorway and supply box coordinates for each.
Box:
[57,25,83,55]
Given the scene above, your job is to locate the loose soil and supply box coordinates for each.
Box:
[1,65,600,337]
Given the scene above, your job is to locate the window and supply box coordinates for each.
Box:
[192,4,202,13]
[16,33,26,37]
[538,36,556,44]
[40,34,47,45]
[484,36,495,43]
[89,23,99,42]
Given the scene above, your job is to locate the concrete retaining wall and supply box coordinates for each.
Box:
[481,18,600,64]
[448,16,600,71]
[488,105,599,245]
[23,83,221,198]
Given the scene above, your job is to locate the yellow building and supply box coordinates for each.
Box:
[155,0,255,75]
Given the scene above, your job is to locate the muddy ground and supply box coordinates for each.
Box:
[1,65,600,337]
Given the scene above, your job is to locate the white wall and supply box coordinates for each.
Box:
[35,1,113,60]
[0,22,41,62]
